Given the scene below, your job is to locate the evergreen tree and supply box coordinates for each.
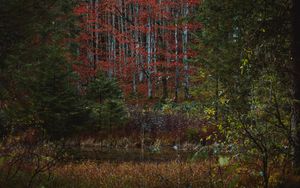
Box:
[0,0,126,139]
[86,73,127,130]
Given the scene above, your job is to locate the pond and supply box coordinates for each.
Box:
[65,146,196,163]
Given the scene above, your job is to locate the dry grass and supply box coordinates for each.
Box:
[51,160,268,188]
[0,157,289,187]
[53,161,212,188]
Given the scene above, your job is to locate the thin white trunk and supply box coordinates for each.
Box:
[95,0,99,70]
[112,13,116,78]
[107,13,112,78]
[133,3,139,93]
[182,3,189,99]
[147,16,152,98]
[175,16,179,101]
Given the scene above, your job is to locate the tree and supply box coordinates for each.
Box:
[0,0,129,140]
[74,0,200,101]
[0,0,90,139]
[195,0,293,186]
[86,72,127,130]
[291,0,300,174]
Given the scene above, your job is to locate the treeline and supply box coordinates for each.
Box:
[74,0,200,100]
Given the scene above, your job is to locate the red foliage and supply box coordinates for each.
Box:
[74,0,200,100]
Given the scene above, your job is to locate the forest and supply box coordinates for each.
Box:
[0,0,300,187]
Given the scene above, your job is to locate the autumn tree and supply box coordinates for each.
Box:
[74,0,200,101]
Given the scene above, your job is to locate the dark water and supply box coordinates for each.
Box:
[65,147,195,163]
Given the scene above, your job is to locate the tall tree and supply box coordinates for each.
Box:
[195,0,293,186]
[74,0,200,100]
[292,0,300,173]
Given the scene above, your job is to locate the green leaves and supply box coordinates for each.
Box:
[194,1,293,186]
[240,58,249,74]
[218,156,230,167]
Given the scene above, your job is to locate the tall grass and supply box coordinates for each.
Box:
[0,159,290,187]
[53,161,209,188]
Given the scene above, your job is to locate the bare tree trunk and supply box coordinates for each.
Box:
[89,0,95,77]
[162,6,169,100]
[147,15,152,98]
[138,5,144,83]
[182,3,190,99]
[119,0,126,78]
[95,0,99,72]
[107,13,112,78]
[130,3,137,94]
[152,18,157,97]
[112,13,116,78]
[174,14,179,102]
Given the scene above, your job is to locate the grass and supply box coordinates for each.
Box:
[0,138,292,188]
[0,157,293,188]
[52,161,208,188]
[48,159,266,188]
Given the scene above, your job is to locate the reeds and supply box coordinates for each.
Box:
[53,161,211,188]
